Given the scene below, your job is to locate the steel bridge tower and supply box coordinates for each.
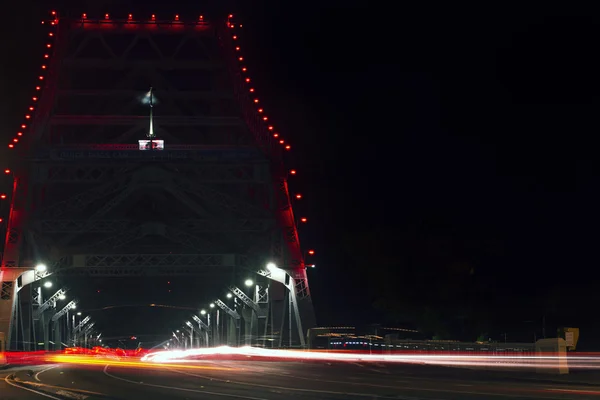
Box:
[0,11,316,349]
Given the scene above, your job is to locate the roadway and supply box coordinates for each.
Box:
[2,359,600,399]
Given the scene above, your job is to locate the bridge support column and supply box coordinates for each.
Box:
[0,268,32,350]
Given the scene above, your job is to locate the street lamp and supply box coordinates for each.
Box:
[43,281,52,288]
[35,263,47,272]
[209,303,215,308]
[226,292,233,299]
[200,309,206,315]
[266,262,277,271]
[244,279,253,287]
[58,294,66,300]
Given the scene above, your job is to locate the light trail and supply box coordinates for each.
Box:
[45,354,237,372]
[138,346,600,371]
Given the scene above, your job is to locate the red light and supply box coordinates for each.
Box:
[235,47,240,51]
[199,15,204,20]
[268,126,274,130]
[0,194,5,199]
[233,35,237,40]
[41,21,45,25]
[82,13,87,19]
[285,145,291,150]
[39,76,44,80]
[242,67,247,72]
[151,14,156,20]
[32,97,38,101]
[41,65,46,69]
[48,33,53,37]
[279,140,284,144]
[21,124,26,129]
[7,145,13,149]
[17,132,22,136]
[51,11,56,15]
[0,218,3,223]
[245,78,250,82]
[175,15,179,21]
[296,194,302,199]
[258,108,263,113]
[44,54,49,58]
[239,57,243,61]
[13,139,18,143]
[25,115,30,119]
[229,14,233,18]
[253,98,259,103]
[29,107,34,111]
[300,218,308,223]
[128,14,133,20]
[46,44,51,48]
[105,13,109,19]
[273,133,279,138]
[263,116,268,121]
[290,170,297,175]
[308,250,315,255]
[50,21,55,26]
[4,169,10,174]
[35,86,41,90]
[249,88,254,92]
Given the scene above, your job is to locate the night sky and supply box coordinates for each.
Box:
[2,2,600,349]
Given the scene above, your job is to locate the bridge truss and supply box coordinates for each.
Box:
[0,11,316,350]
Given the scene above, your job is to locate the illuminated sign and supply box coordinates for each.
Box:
[138,140,164,150]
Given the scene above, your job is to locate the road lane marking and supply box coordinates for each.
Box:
[18,380,104,396]
[4,375,63,399]
[169,366,422,398]
[169,366,565,399]
[35,365,58,381]
[103,364,270,400]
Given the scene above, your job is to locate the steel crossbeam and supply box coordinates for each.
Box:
[51,300,77,322]
[35,164,260,183]
[35,288,68,316]
[74,316,91,333]
[214,299,240,320]
[192,315,209,331]
[38,218,271,233]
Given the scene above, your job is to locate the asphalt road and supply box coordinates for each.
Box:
[2,360,600,399]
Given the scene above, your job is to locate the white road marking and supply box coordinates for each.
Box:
[103,364,270,400]
[4,375,62,399]
[35,365,58,381]
[168,365,565,399]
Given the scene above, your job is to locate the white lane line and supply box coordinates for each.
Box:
[4,375,62,399]
[35,365,58,382]
[169,366,564,399]
[169,367,407,399]
[102,364,269,400]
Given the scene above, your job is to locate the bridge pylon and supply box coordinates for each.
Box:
[0,11,316,349]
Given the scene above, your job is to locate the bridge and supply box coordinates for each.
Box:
[0,10,316,351]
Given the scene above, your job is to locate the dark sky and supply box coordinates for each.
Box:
[2,2,600,348]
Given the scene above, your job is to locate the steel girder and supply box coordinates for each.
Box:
[33,163,260,184]
[37,218,271,233]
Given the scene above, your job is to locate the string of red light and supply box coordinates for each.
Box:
[1,10,58,224]
[1,12,316,266]
[227,14,316,265]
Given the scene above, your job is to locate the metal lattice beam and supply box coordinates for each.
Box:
[51,300,77,322]
[214,299,240,320]
[38,218,272,233]
[35,288,69,316]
